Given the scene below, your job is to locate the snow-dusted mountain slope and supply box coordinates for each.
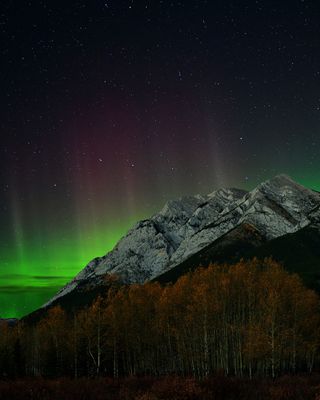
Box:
[44,175,320,307]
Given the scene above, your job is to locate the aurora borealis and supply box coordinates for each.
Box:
[1,1,320,318]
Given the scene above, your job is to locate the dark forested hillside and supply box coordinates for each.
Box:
[156,226,320,292]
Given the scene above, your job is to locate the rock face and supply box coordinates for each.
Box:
[44,175,320,307]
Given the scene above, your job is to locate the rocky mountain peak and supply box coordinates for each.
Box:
[43,175,320,308]
[258,174,318,197]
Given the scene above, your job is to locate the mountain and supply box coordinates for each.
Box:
[43,174,320,309]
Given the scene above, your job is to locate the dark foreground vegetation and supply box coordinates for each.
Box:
[1,375,320,400]
[1,259,320,381]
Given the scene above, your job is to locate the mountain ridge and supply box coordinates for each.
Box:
[43,174,320,309]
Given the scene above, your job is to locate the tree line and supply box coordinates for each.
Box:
[0,258,319,379]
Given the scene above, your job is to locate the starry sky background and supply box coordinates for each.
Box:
[1,0,320,317]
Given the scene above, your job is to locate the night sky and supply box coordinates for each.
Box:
[1,1,320,318]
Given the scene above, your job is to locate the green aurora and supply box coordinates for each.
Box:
[0,217,143,318]
[1,175,318,319]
